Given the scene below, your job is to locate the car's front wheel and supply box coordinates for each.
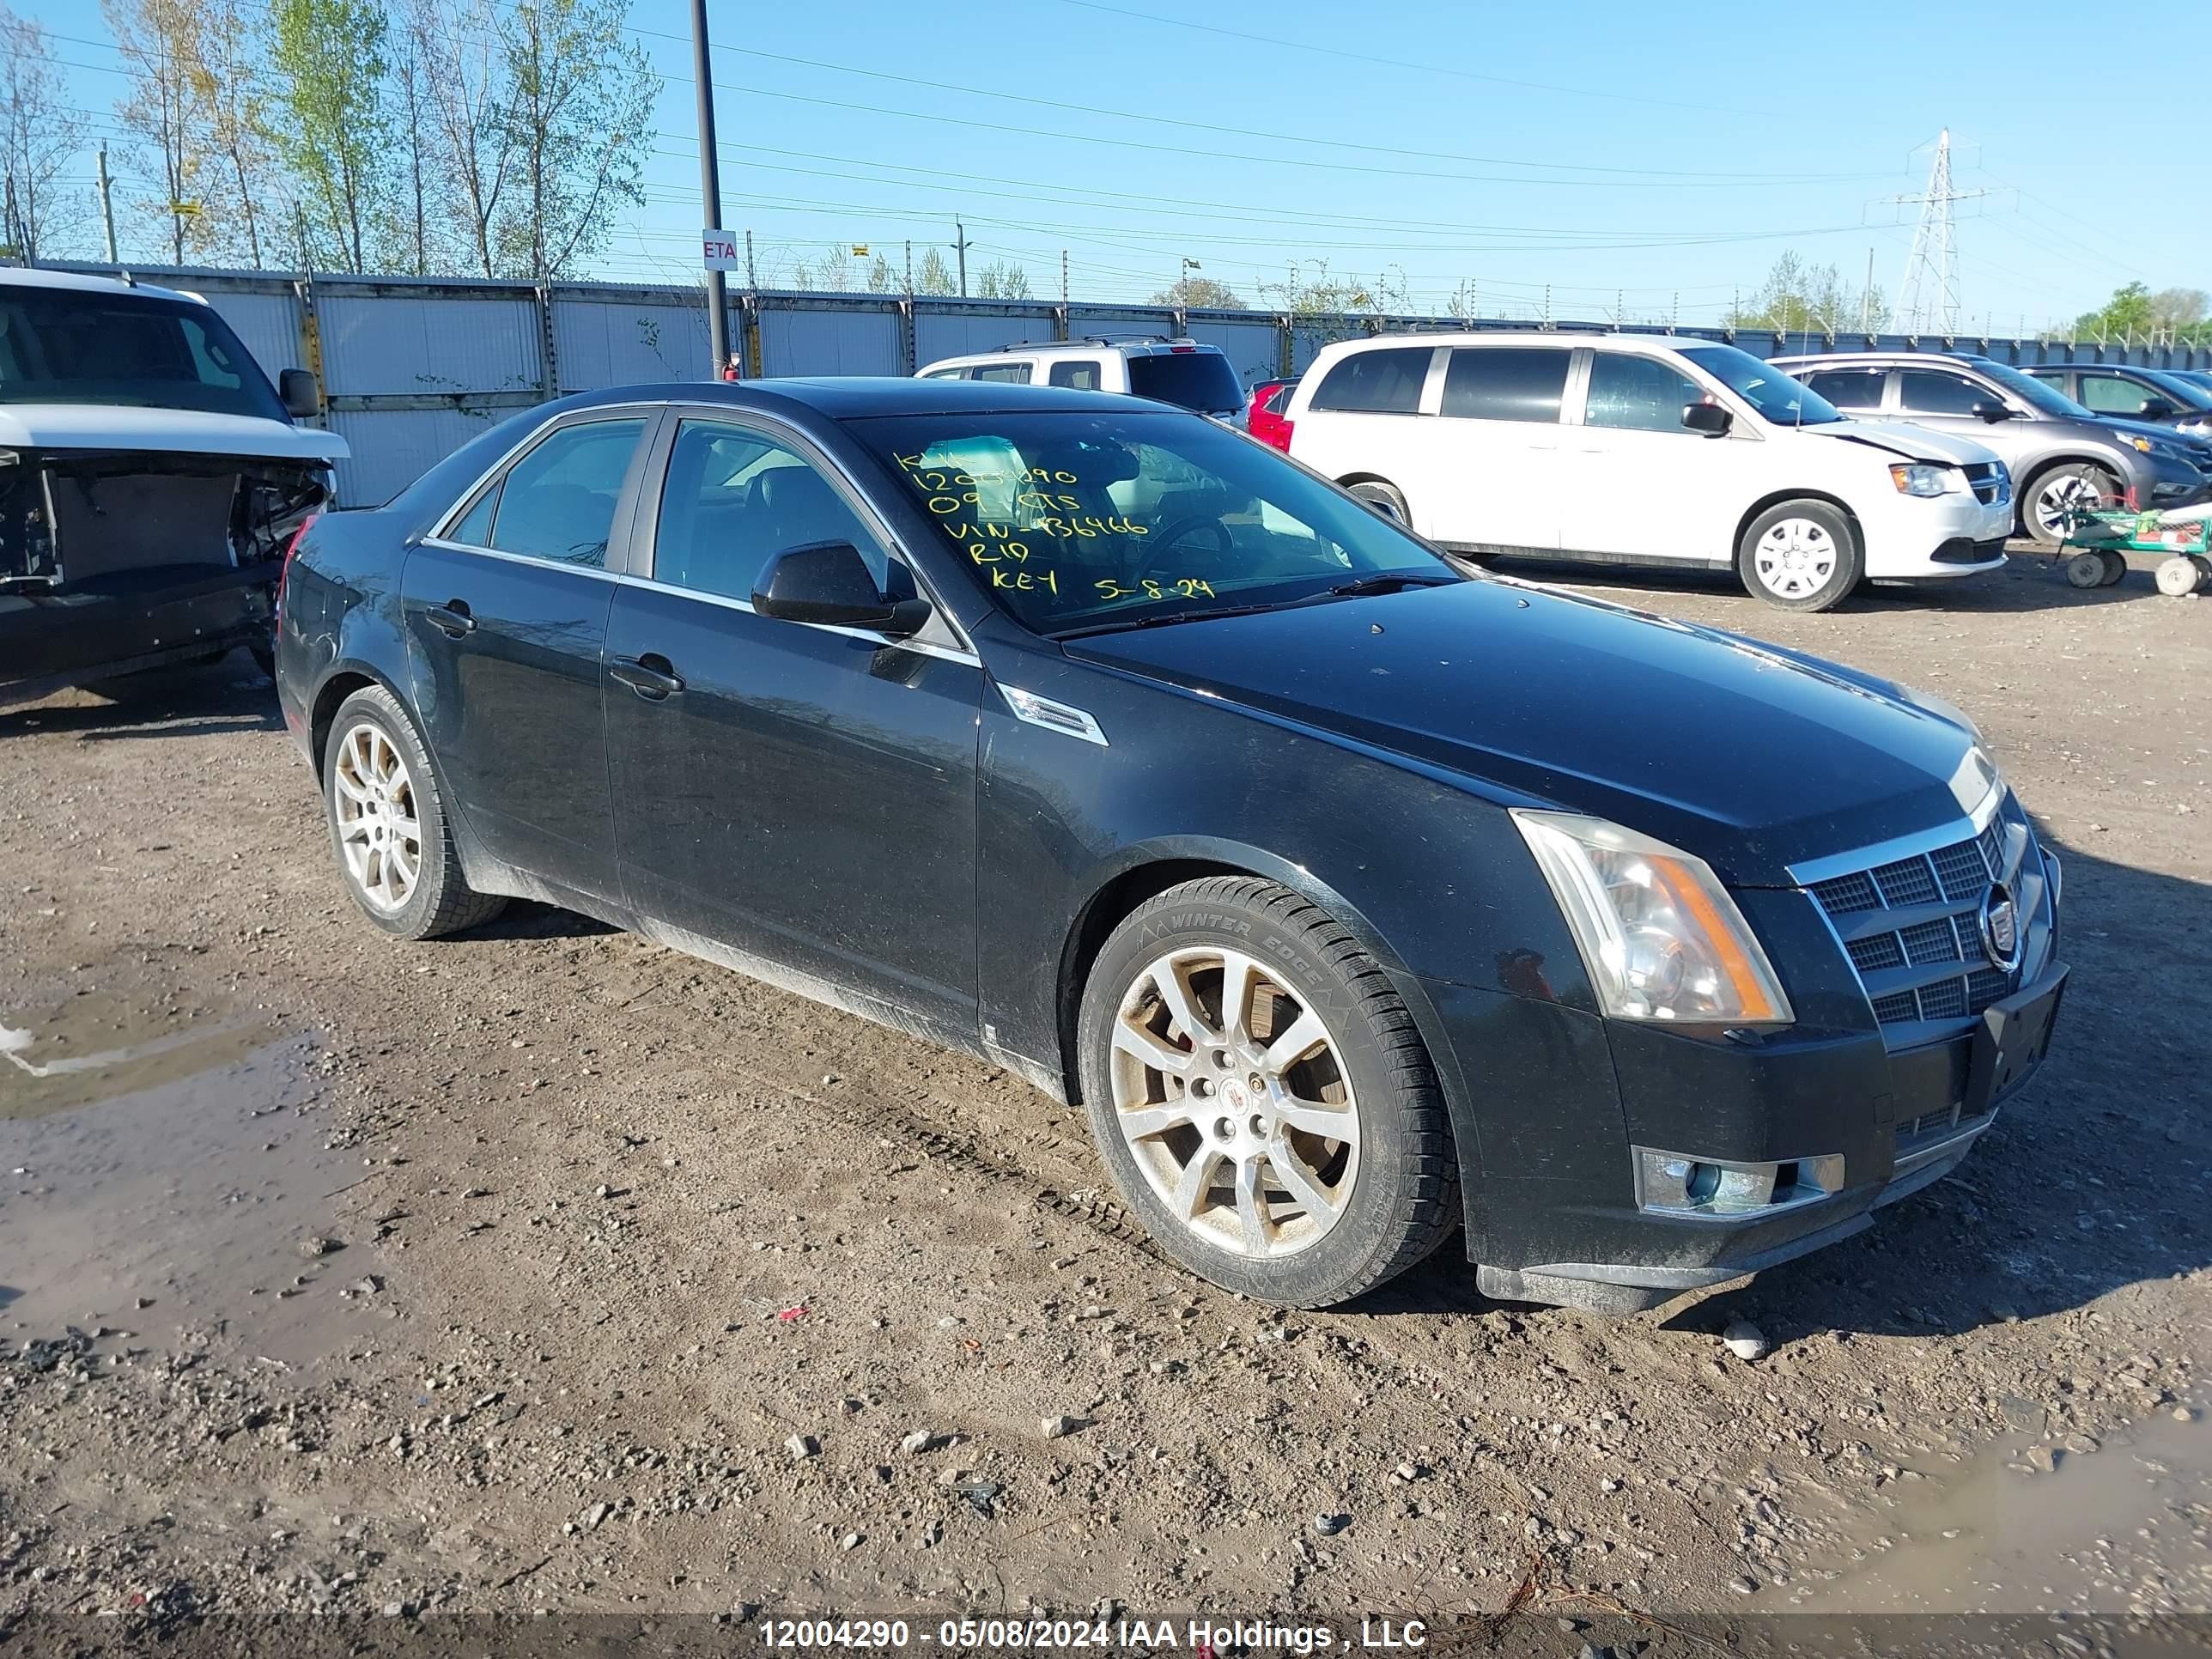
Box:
[1736,499,1862,611]
[322,684,506,940]
[1076,877,1459,1307]
[2021,462,2118,547]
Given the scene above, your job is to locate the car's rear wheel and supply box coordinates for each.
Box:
[1736,500,1861,611]
[1076,876,1458,1307]
[1346,479,1409,525]
[322,684,506,940]
[2022,463,2118,547]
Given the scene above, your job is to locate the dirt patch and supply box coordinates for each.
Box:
[0,550,2206,1640]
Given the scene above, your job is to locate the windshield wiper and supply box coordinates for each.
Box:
[1321,573,1458,598]
[1054,601,1290,639]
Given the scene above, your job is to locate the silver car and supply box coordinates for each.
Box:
[1774,351,2212,545]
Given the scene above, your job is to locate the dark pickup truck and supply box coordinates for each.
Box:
[0,269,345,703]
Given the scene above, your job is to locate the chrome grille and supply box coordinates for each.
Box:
[1807,799,2039,1039]
[1962,461,2012,507]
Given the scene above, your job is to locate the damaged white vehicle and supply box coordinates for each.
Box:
[0,268,346,703]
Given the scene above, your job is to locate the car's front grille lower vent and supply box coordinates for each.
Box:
[1809,805,2032,1040]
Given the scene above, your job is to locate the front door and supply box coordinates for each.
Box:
[603,413,982,1035]
[1559,350,1765,564]
[402,411,653,907]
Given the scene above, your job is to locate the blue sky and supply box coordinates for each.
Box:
[31,0,2210,325]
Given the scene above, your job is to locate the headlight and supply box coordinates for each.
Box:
[1511,811,1795,1025]
[1887,462,1952,497]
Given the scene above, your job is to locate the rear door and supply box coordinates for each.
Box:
[1422,345,1574,551]
[1291,345,1437,522]
[403,409,655,908]
[1558,349,1763,564]
[602,410,983,1033]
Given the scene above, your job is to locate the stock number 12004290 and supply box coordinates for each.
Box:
[758,1618,1117,1648]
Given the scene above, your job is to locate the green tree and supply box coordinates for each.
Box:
[1152,275,1247,310]
[865,252,897,293]
[494,0,656,278]
[267,0,393,271]
[1728,251,1883,334]
[2073,281,2154,343]
[974,258,1032,300]
[191,0,271,266]
[913,246,957,296]
[1259,260,1411,353]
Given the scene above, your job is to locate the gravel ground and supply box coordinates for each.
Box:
[1,550,2207,1649]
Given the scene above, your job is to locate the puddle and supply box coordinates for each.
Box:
[1789,1402,2211,1618]
[1,988,277,1120]
[0,991,369,1367]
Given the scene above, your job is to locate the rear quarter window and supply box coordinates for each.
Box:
[1309,348,1432,414]
[1126,350,1244,415]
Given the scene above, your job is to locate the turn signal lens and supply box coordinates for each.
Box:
[1511,811,1794,1025]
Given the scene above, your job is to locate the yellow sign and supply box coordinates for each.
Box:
[170,201,202,216]
[851,244,869,257]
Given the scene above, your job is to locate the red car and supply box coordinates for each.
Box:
[1247,377,1298,451]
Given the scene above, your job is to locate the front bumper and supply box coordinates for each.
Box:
[1860,492,2014,580]
[1435,819,2064,1314]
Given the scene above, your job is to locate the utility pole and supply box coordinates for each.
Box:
[953,217,971,299]
[1862,246,1875,333]
[96,144,118,264]
[1060,249,1068,305]
[745,228,756,293]
[903,240,912,297]
[689,0,729,376]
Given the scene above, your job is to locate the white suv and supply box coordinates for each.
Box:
[917,337,1246,423]
[1284,331,2014,611]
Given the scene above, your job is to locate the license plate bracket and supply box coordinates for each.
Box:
[1965,965,2067,1115]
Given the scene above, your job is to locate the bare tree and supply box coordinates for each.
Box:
[409,0,513,277]
[0,7,87,261]
[103,0,217,263]
[266,0,393,271]
[385,40,438,272]
[495,0,656,278]
[191,0,271,265]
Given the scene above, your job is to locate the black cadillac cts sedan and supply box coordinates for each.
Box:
[275,379,2066,1312]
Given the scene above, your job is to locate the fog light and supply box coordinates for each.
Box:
[1636,1148,1844,1218]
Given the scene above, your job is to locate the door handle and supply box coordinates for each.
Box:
[610,655,684,701]
[425,600,476,638]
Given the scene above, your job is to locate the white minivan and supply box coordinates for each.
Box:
[1284,331,2015,611]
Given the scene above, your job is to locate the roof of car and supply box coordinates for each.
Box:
[557,376,1164,419]
[1322,329,1721,356]
[1770,350,1980,368]
[0,265,206,304]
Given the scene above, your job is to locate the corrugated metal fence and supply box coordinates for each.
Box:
[46,263,2212,507]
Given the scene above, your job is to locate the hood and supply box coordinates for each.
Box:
[1804,417,2000,466]
[0,404,349,463]
[1063,580,1988,885]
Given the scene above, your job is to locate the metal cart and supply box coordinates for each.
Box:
[2057,508,2212,597]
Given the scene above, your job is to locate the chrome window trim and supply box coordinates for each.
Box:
[426,402,665,544]
[416,536,624,582]
[608,572,981,669]
[1784,781,2003,889]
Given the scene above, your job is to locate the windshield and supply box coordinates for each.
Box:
[0,288,287,420]
[1679,344,1844,426]
[845,409,1457,635]
[1972,359,2091,418]
[1126,350,1245,416]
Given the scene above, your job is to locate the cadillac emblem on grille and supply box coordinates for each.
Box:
[1978,883,2021,972]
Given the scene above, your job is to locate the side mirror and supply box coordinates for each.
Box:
[279,368,321,419]
[752,540,928,637]
[2139,398,2176,421]
[1681,401,1732,436]
[1970,400,2013,422]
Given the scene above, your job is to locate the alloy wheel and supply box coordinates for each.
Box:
[2033,474,2103,540]
[1752,516,1837,600]
[332,722,422,914]
[1107,945,1359,1258]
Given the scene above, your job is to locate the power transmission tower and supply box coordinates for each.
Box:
[1886,130,1990,337]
